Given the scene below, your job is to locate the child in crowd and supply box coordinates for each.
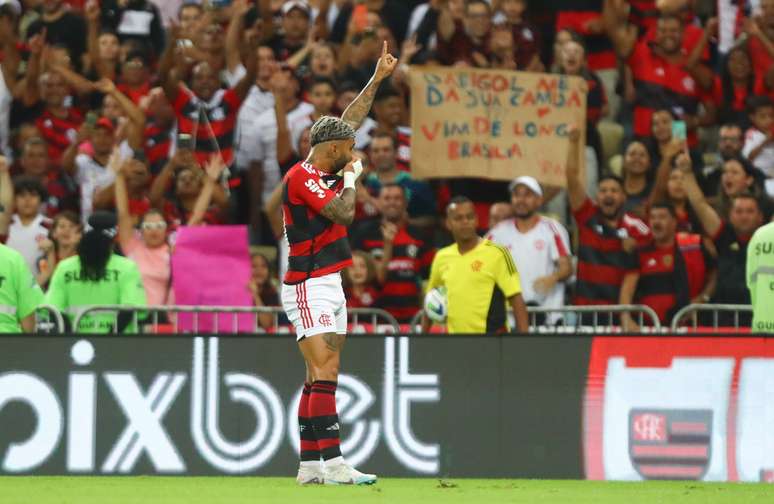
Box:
[6,177,52,274]
[343,250,379,309]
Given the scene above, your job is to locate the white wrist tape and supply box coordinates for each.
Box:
[352,159,363,179]
[343,171,356,189]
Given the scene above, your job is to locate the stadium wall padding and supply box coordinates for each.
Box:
[0,334,772,481]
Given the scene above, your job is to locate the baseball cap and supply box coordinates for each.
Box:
[95,117,115,132]
[281,0,311,17]
[0,0,21,16]
[508,175,543,197]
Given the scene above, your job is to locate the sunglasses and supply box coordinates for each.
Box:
[141,221,167,230]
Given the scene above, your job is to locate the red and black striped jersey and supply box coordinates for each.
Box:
[627,41,702,147]
[143,122,173,175]
[171,85,242,168]
[35,107,83,164]
[351,220,435,322]
[556,2,616,71]
[573,198,651,305]
[282,161,352,285]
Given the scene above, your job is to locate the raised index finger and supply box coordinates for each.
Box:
[382,40,388,57]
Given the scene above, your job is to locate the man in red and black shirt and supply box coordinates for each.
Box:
[142,88,175,176]
[280,42,396,487]
[161,6,256,173]
[605,12,712,148]
[620,202,715,329]
[33,72,84,165]
[351,183,434,323]
[566,126,651,305]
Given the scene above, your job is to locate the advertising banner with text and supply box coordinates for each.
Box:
[409,66,586,187]
[0,335,588,477]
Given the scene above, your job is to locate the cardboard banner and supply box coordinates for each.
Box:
[410,66,586,187]
[172,226,254,332]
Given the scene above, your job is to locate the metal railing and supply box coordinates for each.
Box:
[34,304,66,333]
[670,304,753,332]
[409,304,663,333]
[70,305,400,334]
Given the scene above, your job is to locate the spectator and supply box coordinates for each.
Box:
[566,126,651,305]
[620,201,716,329]
[742,95,774,188]
[93,152,151,217]
[343,250,379,309]
[248,251,280,330]
[436,0,492,67]
[744,1,774,93]
[6,175,52,274]
[649,140,703,233]
[488,202,513,230]
[362,133,435,223]
[355,85,411,172]
[621,140,654,218]
[141,88,176,176]
[62,117,121,223]
[422,196,529,333]
[240,67,312,221]
[702,123,744,197]
[97,0,165,58]
[679,155,763,323]
[149,149,228,231]
[36,210,81,288]
[235,46,278,173]
[352,183,434,323]
[177,1,203,41]
[486,176,572,326]
[0,3,19,160]
[188,155,227,226]
[45,211,147,333]
[83,0,120,81]
[499,0,543,71]
[605,11,711,148]
[556,38,607,164]
[115,157,170,305]
[710,156,762,219]
[307,76,337,122]
[703,46,756,130]
[17,137,78,218]
[160,5,257,169]
[27,0,87,71]
[267,0,313,62]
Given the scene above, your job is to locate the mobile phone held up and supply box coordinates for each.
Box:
[178,133,193,150]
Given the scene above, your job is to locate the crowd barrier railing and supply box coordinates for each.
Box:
[34,304,66,333]
[409,304,663,333]
[70,305,401,334]
[670,303,753,332]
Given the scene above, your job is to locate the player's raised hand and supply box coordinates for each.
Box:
[374,41,398,81]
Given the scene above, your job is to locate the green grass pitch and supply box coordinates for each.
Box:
[2,477,771,504]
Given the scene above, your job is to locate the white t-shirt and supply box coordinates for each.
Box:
[74,142,132,223]
[235,83,275,171]
[485,216,571,309]
[742,128,774,184]
[240,101,314,202]
[6,214,52,274]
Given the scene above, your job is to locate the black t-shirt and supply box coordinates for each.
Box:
[712,222,751,305]
[28,13,87,72]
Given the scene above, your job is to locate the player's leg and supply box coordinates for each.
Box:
[296,359,323,484]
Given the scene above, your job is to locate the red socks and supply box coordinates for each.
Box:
[298,383,320,462]
[308,380,342,461]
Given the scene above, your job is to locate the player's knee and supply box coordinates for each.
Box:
[310,362,339,382]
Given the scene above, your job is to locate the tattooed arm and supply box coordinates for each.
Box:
[320,188,356,226]
[341,41,398,130]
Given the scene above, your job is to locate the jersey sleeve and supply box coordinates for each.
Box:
[493,245,522,298]
[288,166,338,214]
[426,252,445,292]
[14,254,43,319]
[572,198,598,227]
[548,220,571,262]
[119,262,147,307]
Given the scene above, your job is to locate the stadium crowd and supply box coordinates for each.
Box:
[0,0,773,331]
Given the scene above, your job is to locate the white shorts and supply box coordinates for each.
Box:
[281,272,347,341]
